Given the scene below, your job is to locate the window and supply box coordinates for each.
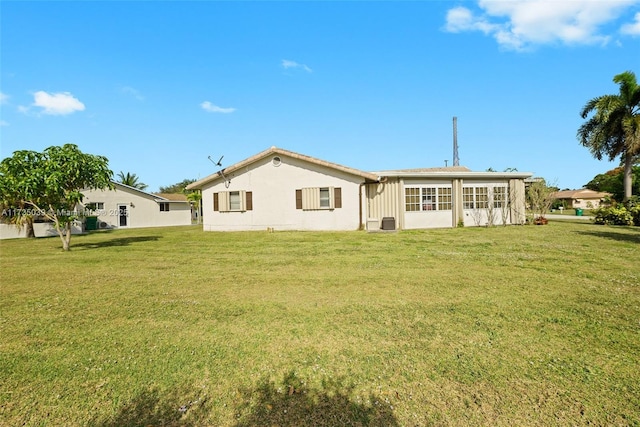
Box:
[213,191,253,212]
[422,188,436,211]
[475,187,488,209]
[319,188,331,208]
[296,187,342,210]
[159,202,170,212]
[463,187,490,209]
[405,188,420,212]
[463,187,475,209]
[405,187,452,212]
[438,187,452,211]
[229,191,241,211]
[493,187,507,208]
[86,202,104,211]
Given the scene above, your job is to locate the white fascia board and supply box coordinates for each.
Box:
[374,171,534,180]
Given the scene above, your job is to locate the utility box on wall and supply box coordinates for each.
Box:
[381,217,396,230]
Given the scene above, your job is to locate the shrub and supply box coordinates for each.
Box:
[593,206,634,226]
[629,206,640,226]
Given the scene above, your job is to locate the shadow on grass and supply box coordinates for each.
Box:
[74,235,161,249]
[90,385,210,427]
[575,228,640,244]
[234,371,399,427]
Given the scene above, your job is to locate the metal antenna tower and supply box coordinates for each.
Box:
[453,116,460,167]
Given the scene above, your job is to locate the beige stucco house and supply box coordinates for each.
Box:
[187,147,532,231]
[551,189,610,209]
[81,182,192,229]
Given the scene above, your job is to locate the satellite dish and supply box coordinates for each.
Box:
[208,154,231,187]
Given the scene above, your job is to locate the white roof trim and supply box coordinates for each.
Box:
[375,171,533,179]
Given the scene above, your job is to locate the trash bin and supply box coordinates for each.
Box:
[575,208,583,216]
[85,216,98,230]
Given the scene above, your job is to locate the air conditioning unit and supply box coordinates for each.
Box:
[99,221,108,229]
[381,217,396,230]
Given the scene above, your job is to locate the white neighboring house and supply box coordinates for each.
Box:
[81,182,192,229]
[187,147,533,231]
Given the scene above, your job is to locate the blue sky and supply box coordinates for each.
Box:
[2,1,640,192]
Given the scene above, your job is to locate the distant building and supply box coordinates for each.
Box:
[552,189,610,209]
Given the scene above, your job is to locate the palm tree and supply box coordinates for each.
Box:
[116,171,148,190]
[578,70,640,201]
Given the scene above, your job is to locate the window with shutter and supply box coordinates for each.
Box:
[297,187,341,210]
[214,191,251,212]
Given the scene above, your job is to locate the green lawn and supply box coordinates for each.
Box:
[1,221,639,426]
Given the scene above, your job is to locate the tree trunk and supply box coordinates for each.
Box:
[623,155,633,202]
[55,221,72,251]
[25,216,35,238]
[63,223,71,251]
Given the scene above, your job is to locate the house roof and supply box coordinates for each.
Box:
[154,193,189,202]
[107,182,189,204]
[187,146,379,189]
[186,147,534,190]
[552,189,610,199]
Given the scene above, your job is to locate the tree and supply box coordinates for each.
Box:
[158,178,196,194]
[186,191,202,224]
[578,70,640,201]
[117,171,148,190]
[0,144,113,250]
[585,165,640,202]
[527,179,556,224]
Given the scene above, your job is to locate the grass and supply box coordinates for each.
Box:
[1,221,639,426]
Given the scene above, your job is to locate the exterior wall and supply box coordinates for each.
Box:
[0,222,82,240]
[200,155,365,231]
[82,186,191,229]
[509,179,527,225]
[572,198,603,209]
[460,179,512,227]
[402,179,456,229]
[366,177,528,230]
[365,178,401,230]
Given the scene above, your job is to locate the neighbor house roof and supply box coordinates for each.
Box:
[101,182,189,204]
[154,193,189,202]
[552,189,610,200]
[187,146,379,189]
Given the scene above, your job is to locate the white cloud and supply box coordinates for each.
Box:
[282,59,313,73]
[621,11,640,35]
[25,91,85,115]
[444,0,640,50]
[0,92,8,104]
[121,86,144,101]
[200,101,236,114]
[0,120,8,127]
